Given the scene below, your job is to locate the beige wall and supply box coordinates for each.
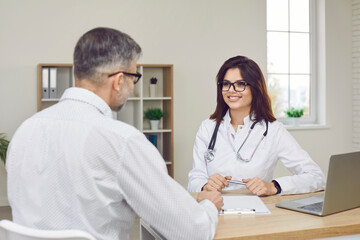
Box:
[0,0,352,205]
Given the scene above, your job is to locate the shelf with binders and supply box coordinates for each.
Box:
[37,64,73,111]
[37,63,174,177]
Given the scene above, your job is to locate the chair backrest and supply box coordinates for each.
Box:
[0,220,96,240]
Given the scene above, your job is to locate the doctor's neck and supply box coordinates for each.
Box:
[229,109,250,126]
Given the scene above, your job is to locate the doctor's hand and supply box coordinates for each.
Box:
[197,190,224,212]
[203,174,232,192]
[242,177,277,196]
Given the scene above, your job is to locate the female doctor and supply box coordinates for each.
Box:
[188,56,325,196]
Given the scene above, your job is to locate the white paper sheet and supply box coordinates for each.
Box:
[220,196,271,214]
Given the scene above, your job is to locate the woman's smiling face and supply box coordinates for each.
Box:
[222,68,252,114]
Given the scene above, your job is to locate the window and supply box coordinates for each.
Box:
[266,0,315,122]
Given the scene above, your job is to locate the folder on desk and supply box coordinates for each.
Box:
[42,67,50,99]
[220,196,271,215]
[49,67,57,98]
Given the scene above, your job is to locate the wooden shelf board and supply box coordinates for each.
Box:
[143,97,172,100]
[143,129,172,133]
[42,98,60,102]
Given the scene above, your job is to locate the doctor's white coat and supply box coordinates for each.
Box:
[188,111,326,195]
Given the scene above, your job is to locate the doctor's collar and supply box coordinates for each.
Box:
[224,110,253,127]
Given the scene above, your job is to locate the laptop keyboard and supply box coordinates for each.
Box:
[298,201,323,213]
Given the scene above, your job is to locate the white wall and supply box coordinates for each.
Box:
[0,0,352,205]
[353,0,360,148]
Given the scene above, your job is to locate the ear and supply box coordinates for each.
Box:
[111,72,124,92]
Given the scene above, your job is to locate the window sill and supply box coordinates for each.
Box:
[284,124,330,131]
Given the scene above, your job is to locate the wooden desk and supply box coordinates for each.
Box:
[211,189,360,239]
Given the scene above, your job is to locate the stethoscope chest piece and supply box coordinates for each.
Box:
[204,149,215,163]
[204,120,268,164]
[236,152,250,163]
[204,123,220,163]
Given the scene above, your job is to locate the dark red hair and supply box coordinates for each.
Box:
[210,56,276,124]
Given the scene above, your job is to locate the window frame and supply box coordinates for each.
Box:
[266,0,318,124]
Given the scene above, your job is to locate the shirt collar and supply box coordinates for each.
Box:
[223,110,252,127]
[60,87,113,118]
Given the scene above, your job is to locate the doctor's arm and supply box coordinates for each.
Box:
[242,177,278,196]
[273,126,326,195]
[188,121,230,192]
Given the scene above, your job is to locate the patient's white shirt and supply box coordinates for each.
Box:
[7,87,218,240]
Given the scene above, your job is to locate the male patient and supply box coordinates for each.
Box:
[6,27,223,240]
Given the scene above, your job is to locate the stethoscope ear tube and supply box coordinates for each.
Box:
[208,123,220,151]
[264,121,268,136]
[204,120,269,163]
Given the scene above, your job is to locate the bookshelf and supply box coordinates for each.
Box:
[37,64,174,177]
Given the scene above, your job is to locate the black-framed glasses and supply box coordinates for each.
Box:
[108,71,142,84]
[219,80,249,92]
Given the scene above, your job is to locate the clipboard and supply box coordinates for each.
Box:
[220,196,271,215]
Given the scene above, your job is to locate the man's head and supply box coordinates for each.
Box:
[73,27,142,111]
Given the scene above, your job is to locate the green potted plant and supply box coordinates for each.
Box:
[0,133,10,165]
[284,107,304,125]
[144,108,164,130]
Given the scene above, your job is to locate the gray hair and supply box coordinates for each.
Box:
[73,27,142,83]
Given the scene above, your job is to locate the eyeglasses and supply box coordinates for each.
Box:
[108,71,142,84]
[219,80,249,92]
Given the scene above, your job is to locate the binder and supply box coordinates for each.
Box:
[148,134,157,147]
[49,67,57,98]
[42,67,50,99]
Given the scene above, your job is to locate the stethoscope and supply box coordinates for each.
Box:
[204,120,268,163]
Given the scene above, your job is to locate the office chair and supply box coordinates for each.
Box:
[140,219,165,240]
[0,220,96,240]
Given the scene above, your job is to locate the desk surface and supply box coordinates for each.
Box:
[196,190,360,240]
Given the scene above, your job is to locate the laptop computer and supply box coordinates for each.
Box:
[276,151,360,216]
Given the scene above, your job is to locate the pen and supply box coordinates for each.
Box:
[227,179,246,185]
[220,208,256,215]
